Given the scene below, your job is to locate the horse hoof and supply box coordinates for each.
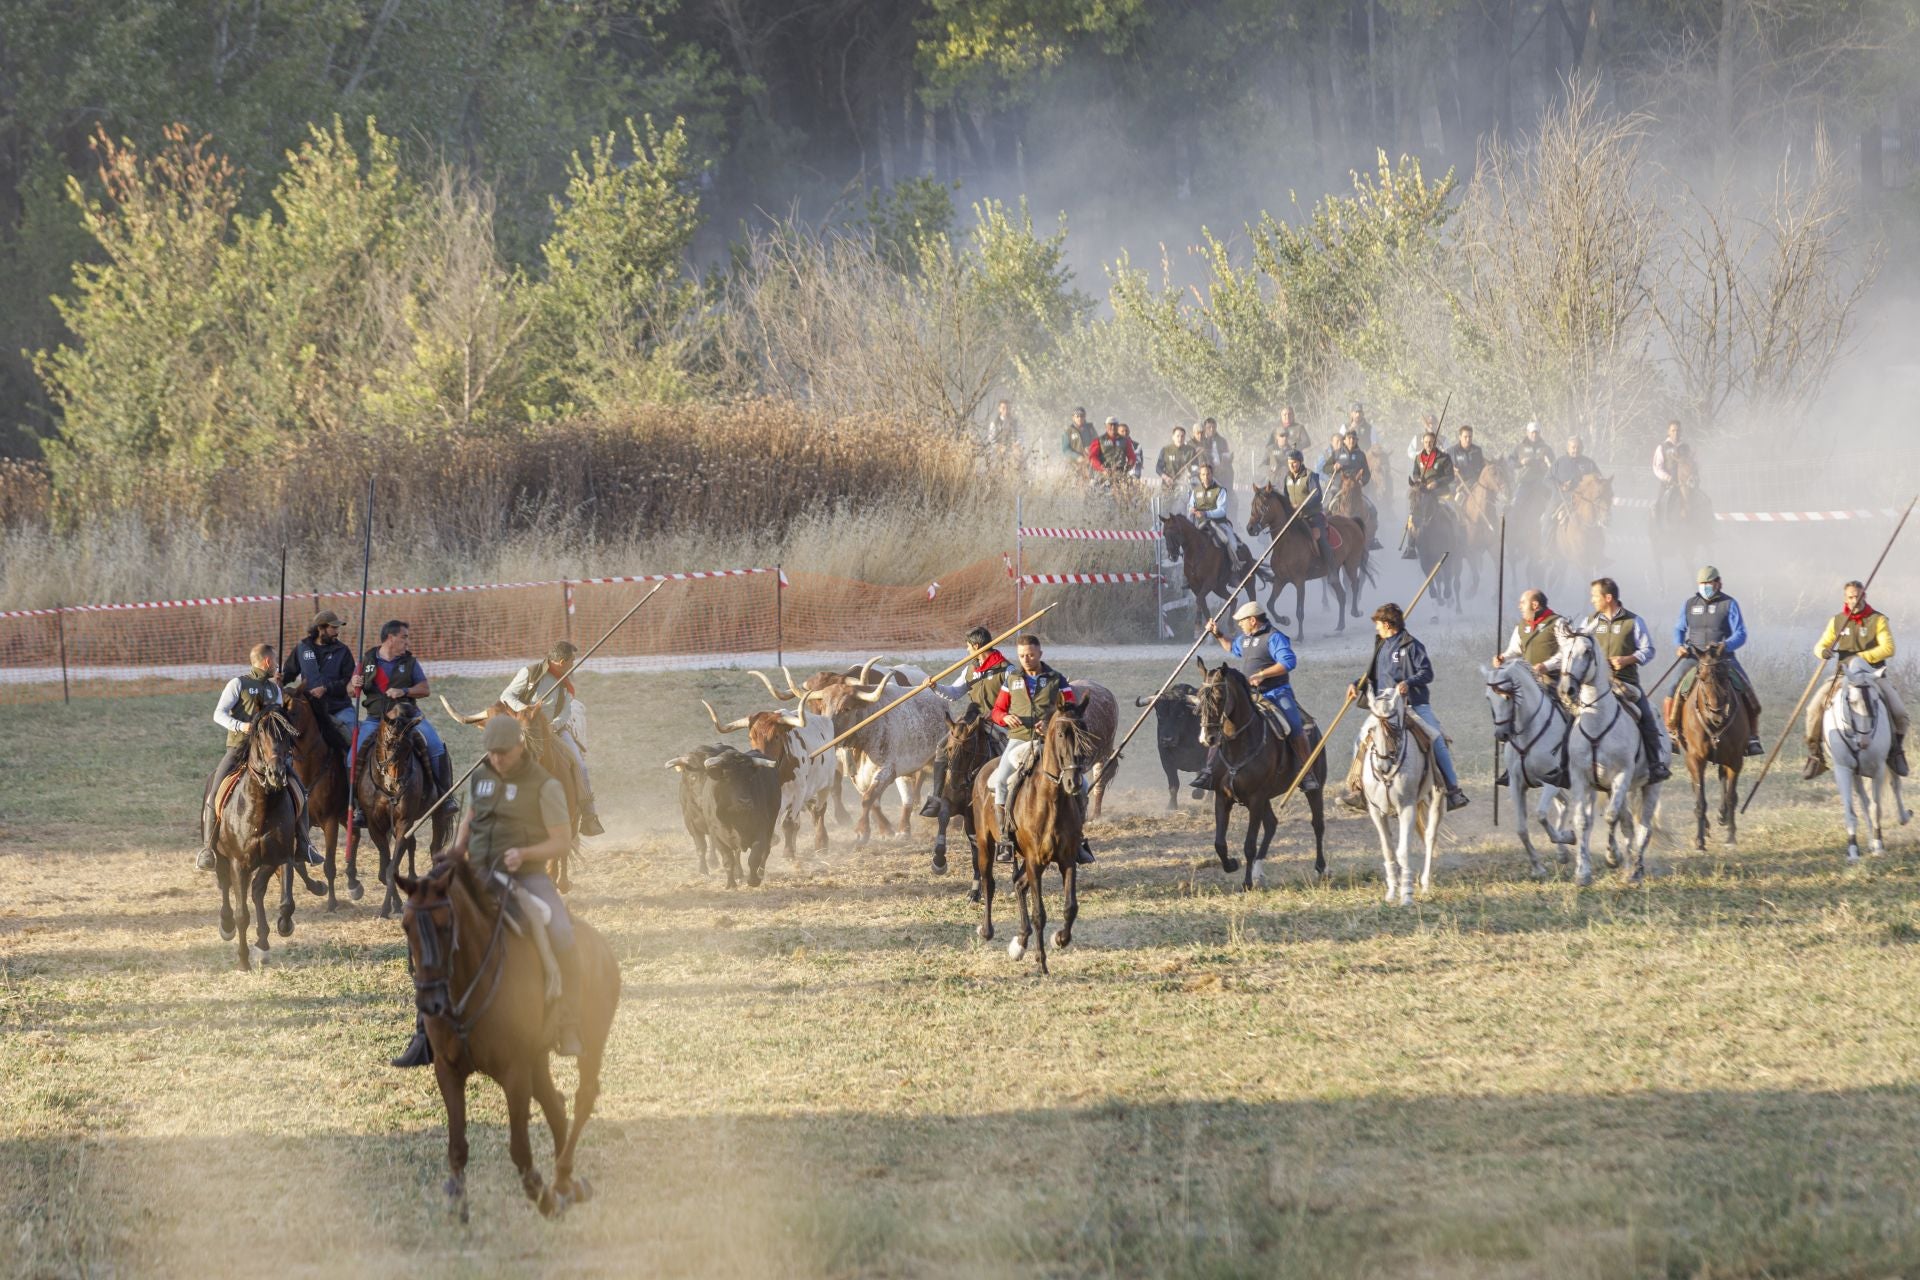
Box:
[1692,839,1706,852]
[1603,850,1621,869]
[275,915,292,938]
[1220,856,1241,874]
[1871,843,1887,858]
[931,852,948,875]
[968,887,982,905]
[1575,873,1593,888]
[1007,939,1026,961]
[249,945,269,967]
[570,1176,593,1205]
[219,921,236,942]
[1250,862,1268,889]
[1052,929,1071,948]
[348,879,364,901]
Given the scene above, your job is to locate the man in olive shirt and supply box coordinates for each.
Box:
[499,639,604,836]
[391,715,580,1068]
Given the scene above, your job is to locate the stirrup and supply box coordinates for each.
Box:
[390,1028,434,1068]
[1802,754,1827,780]
[579,811,606,837]
[195,846,217,872]
[1745,737,1764,758]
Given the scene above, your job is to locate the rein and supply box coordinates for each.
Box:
[411,880,514,1053]
[1488,672,1567,784]
[1201,677,1273,786]
[1367,703,1409,785]
[1834,681,1882,773]
[1565,644,1629,784]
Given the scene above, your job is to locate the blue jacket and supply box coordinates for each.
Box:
[1672,592,1747,651]
[1231,627,1298,701]
[1359,631,1434,707]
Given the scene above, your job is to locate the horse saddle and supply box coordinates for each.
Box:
[1613,683,1645,720]
[1324,525,1343,553]
[214,769,247,821]
[496,875,565,1003]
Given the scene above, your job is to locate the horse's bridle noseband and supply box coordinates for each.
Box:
[406,885,512,1051]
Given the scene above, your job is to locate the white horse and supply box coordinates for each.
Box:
[1482,662,1574,877]
[1825,656,1912,861]
[1558,633,1662,886]
[1359,687,1445,904]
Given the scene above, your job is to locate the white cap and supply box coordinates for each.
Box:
[1232,601,1267,622]
[1525,420,1541,434]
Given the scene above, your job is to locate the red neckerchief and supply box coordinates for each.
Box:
[1524,608,1556,633]
[973,650,1009,677]
[1846,602,1876,625]
[545,665,577,696]
[1419,450,1440,469]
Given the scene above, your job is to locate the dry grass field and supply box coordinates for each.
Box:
[7,649,1920,1277]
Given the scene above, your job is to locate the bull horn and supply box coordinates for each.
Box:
[747,669,796,702]
[781,665,807,698]
[854,682,889,703]
[702,700,754,734]
[777,710,807,729]
[663,755,693,771]
[801,687,833,707]
[855,655,881,685]
[439,695,489,726]
[1134,694,1156,707]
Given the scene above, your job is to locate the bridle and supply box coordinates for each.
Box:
[1486,667,1566,771]
[1199,671,1271,778]
[1366,696,1409,784]
[1833,669,1883,773]
[373,705,424,809]
[1562,637,1626,780]
[405,878,512,1054]
[1685,650,1737,750]
[247,714,293,794]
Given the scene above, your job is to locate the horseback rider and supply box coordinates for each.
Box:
[1401,427,1456,558]
[349,619,454,823]
[1193,601,1319,794]
[1544,435,1603,538]
[1279,449,1336,575]
[986,399,1020,453]
[1663,566,1764,757]
[1264,407,1314,481]
[1549,578,1673,783]
[1804,580,1911,779]
[193,643,323,873]
[499,640,605,837]
[1321,426,1382,549]
[1194,418,1235,510]
[392,714,583,1069]
[1651,419,1695,525]
[986,636,1084,863]
[1341,603,1470,812]
[1088,416,1138,481]
[1492,589,1571,788]
[920,624,1012,819]
[1449,425,1486,490]
[1116,423,1144,478]
[286,609,357,746]
[1156,425,1198,490]
[1343,402,1376,451]
[1189,460,1255,578]
[1511,420,1554,476]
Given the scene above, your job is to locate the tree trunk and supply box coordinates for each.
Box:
[920,97,937,177]
[875,92,894,189]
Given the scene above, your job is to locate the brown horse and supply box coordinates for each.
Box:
[285,696,356,909]
[357,701,452,918]
[1675,642,1751,850]
[396,859,621,1222]
[1326,470,1378,549]
[970,709,1092,974]
[1194,661,1327,890]
[1245,484,1373,634]
[1650,454,1715,594]
[1455,460,1512,594]
[1366,444,1395,521]
[1407,484,1465,612]
[933,712,1000,886]
[213,710,320,970]
[1547,473,1613,585]
[442,696,582,888]
[1160,512,1255,627]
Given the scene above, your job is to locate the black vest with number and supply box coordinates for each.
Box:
[1682,593,1737,649]
[1831,610,1882,663]
[467,756,556,880]
[360,648,424,715]
[1591,610,1643,686]
[227,670,276,748]
[1517,613,1561,667]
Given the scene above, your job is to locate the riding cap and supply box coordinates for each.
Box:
[548,639,578,663]
[1285,448,1304,462]
[483,716,524,751]
[1105,415,1119,426]
[1524,420,1541,434]
[1349,401,1363,412]
[1697,565,1721,584]
[311,609,342,629]
[1232,601,1267,622]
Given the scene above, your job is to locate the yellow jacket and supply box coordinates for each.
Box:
[1816,611,1894,665]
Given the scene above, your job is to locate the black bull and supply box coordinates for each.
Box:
[1135,684,1210,809]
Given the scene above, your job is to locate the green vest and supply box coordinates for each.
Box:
[228,670,277,748]
[467,755,558,880]
[1284,471,1315,509]
[1831,610,1881,662]
[1192,484,1224,514]
[518,660,572,721]
[1590,610,1643,686]
[1002,668,1069,742]
[1516,614,1562,667]
[967,656,1007,719]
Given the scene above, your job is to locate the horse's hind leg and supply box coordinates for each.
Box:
[1008,866,1033,963]
[1839,770,1862,861]
[322,821,341,912]
[1028,860,1049,975]
[558,1007,609,1206]
[531,1061,569,1160]
[437,1062,471,1223]
[1720,765,1739,846]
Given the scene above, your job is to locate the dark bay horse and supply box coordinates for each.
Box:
[357,702,452,919]
[1675,642,1751,849]
[1455,460,1511,595]
[1246,483,1372,633]
[931,711,998,883]
[1160,512,1256,628]
[1195,661,1327,890]
[286,695,356,909]
[1650,455,1715,593]
[213,710,321,970]
[970,710,1092,975]
[397,859,621,1222]
[1407,485,1464,612]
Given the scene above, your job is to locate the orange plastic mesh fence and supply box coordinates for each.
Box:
[0,557,1161,704]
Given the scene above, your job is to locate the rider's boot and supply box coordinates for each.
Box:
[391,1014,434,1068]
[1339,749,1367,812]
[1191,748,1220,796]
[429,748,458,819]
[1284,728,1321,791]
[1445,786,1470,812]
[293,785,323,867]
[1399,517,1418,560]
[1893,733,1911,778]
[1318,535,1337,578]
[194,792,219,872]
[1802,738,1829,780]
[1741,686,1765,756]
[552,952,584,1059]
[919,755,950,818]
[1076,838,1095,865]
[993,802,1016,864]
[1641,717,1673,784]
[578,806,606,838]
[1663,696,1681,750]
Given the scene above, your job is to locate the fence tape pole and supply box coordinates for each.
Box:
[1013,493,1023,627]
[56,603,70,704]
[561,579,572,642]
[775,562,784,668]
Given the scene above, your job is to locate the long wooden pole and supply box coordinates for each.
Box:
[1274,552,1451,813]
[406,581,667,839]
[1492,517,1506,824]
[807,604,1059,759]
[275,544,287,682]
[343,480,376,873]
[1740,494,1916,814]
[1096,492,1320,782]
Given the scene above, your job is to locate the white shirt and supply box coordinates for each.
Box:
[213,674,282,735]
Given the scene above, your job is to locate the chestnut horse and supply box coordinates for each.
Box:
[970,709,1093,975]
[1455,460,1512,596]
[1326,470,1378,550]
[357,701,452,918]
[442,696,582,889]
[1245,483,1372,634]
[1547,473,1613,588]
[397,859,621,1222]
[213,710,322,970]
[1674,642,1751,850]
[285,695,356,909]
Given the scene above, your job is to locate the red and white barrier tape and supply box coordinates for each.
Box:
[0,566,782,621]
[1018,527,1159,541]
[1019,572,1162,586]
[1614,498,1898,521]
